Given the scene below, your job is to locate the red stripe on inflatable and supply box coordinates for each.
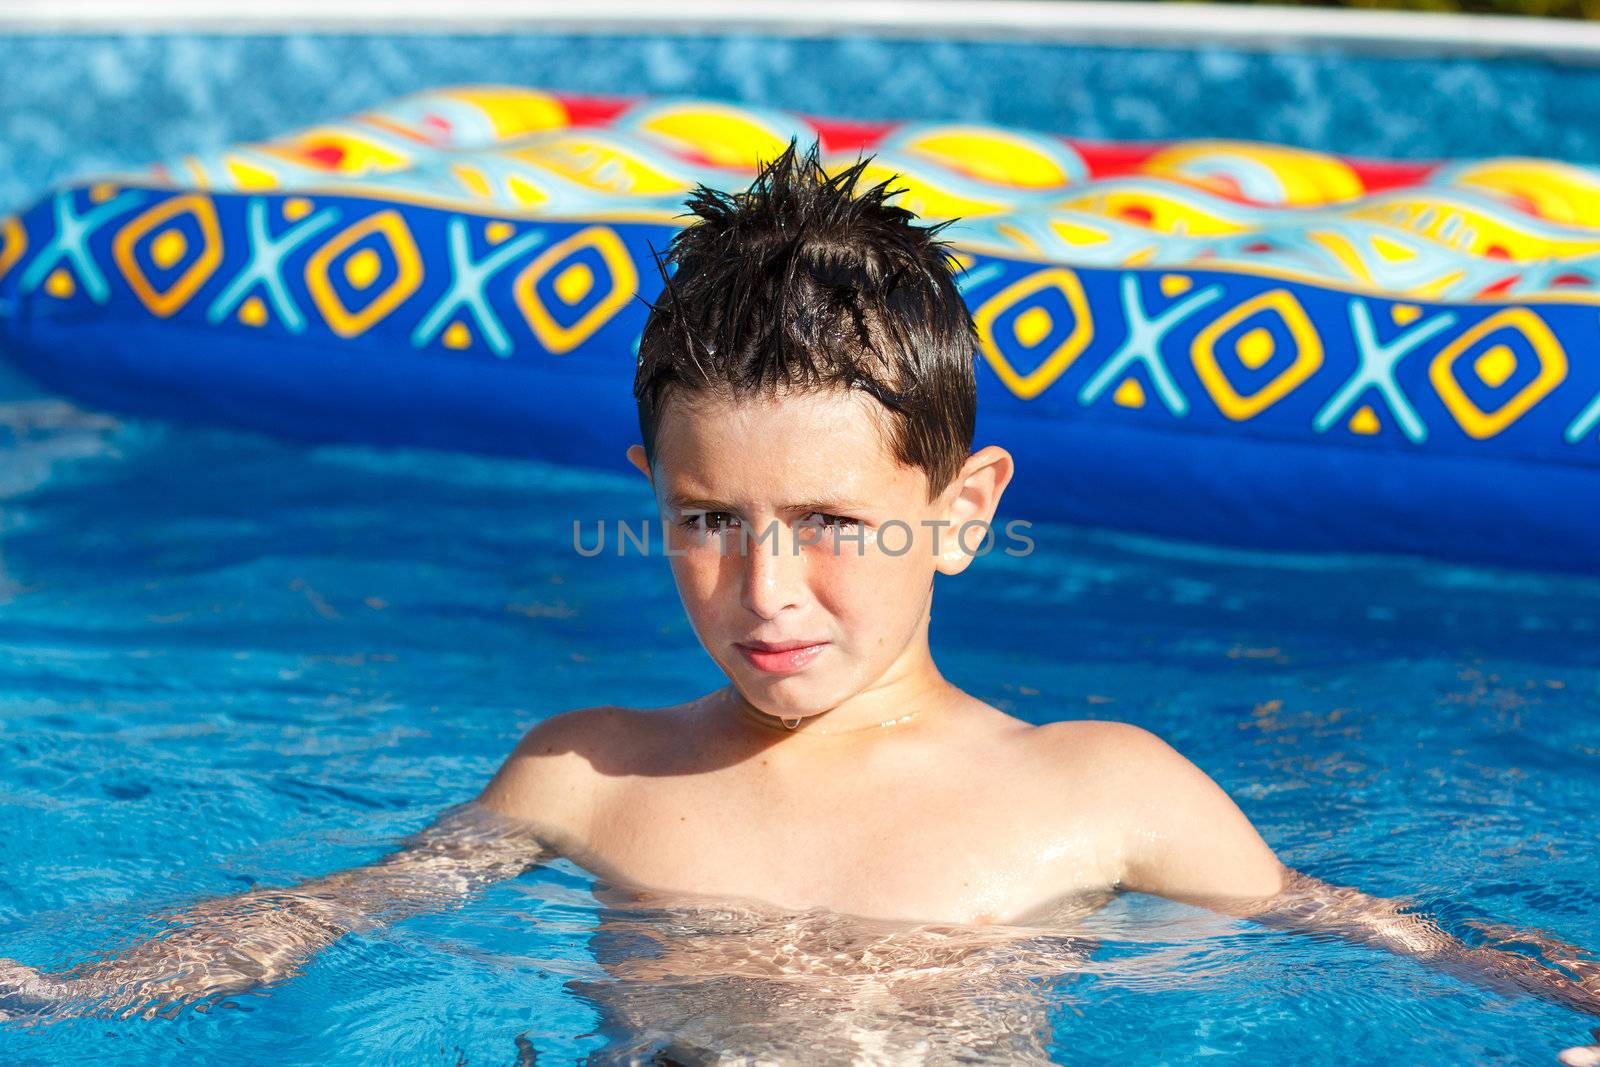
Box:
[557,92,638,127]
[548,92,1448,193]
[803,117,899,154]
[1073,140,1167,177]
[1336,158,1440,191]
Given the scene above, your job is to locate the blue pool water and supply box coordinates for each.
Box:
[0,394,1597,1064]
[4,22,1600,1064]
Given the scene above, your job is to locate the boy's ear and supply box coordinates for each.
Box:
[625,444,653,484]
[934,445,1015,577]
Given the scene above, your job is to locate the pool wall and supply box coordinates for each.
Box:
[4,20,1600,222]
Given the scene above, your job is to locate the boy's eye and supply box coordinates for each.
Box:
[801,512,860,530]
[679,511,737,532]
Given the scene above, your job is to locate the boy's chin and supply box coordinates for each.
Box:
[731,674,847,720]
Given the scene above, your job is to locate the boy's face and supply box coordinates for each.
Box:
[629,386,1004,723]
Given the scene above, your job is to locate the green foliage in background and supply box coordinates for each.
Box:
[1181,0,1600,20]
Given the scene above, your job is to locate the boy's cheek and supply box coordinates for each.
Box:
[667,556,727,608]
[810,542,936,617]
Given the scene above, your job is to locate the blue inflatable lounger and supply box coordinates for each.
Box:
[1,86,1598,572]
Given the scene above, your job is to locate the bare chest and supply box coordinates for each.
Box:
[570,757,1120,925]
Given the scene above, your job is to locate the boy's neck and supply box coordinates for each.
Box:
[719,649,958,742]
[733,697,922,737]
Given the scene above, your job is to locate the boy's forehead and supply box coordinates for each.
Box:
[653,387,917,501]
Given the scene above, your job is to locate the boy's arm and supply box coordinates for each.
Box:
[0,800,549,1020]
[1102,724,1600,1061]
[1,715,591,1021]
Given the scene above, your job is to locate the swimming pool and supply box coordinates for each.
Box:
[3,9,1600,1066]
[2,400,1598,1064]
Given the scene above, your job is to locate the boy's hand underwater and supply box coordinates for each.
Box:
[1562,1029,1600,1066]
[1552,958,1600,1066]
[1240,875,1600,1064]
[0,801,546,1021]
[0,889,348,1019]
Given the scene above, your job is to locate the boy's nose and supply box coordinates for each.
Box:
[738,520,807,619]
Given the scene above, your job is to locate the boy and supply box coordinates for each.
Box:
[3,140,1598,1063]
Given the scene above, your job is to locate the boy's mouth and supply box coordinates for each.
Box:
[735,640,829,675]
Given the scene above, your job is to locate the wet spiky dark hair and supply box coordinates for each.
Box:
[633,137,978,499]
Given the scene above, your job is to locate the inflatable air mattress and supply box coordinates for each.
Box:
[1,86,1597,571]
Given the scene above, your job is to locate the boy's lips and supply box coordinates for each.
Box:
[735,639,829,675]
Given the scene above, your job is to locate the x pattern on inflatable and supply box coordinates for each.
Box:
[1,86,1598,569]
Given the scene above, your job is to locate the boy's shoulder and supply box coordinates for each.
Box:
[1029,717,1190,774]
[1028,717,1284,902]
[1028,716,1259,814]
[474,703,1282,901]
[474,703,696,819]
[482,705,1193,796]
[477,704,1224,818]
[1006,717,1207,811]
[473,705,638,840]
[483,704,1192,788]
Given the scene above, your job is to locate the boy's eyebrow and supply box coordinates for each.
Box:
[666,493,869,514]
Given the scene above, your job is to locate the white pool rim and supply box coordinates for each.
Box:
[3,0,1600,63]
